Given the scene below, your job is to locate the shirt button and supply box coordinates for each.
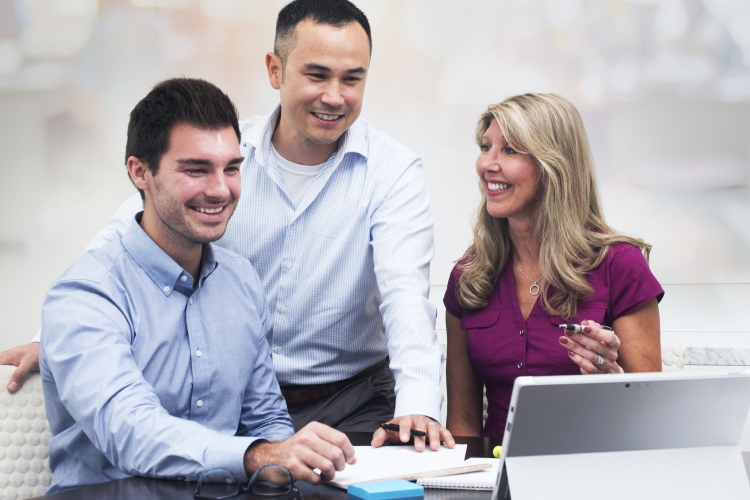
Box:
[163,286,170,293]
[196,350,202,357]
[275,347,282,354]
[284,261,292,269]
[196,400,203,408]
[278,306,287,313]
[181,275,187,282]
[517,362,523,369]
[189,298,193,305]
[519,329,524,336]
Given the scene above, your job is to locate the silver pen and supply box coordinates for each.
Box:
[559,323,613,332]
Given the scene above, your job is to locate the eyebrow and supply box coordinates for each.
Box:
[304,63,367,74]
[177,157,244,166]
[177,158,212,166]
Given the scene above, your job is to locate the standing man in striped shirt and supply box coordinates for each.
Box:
[2,0,454,451]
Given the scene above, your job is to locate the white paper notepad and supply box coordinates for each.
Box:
[325,444,490,489]
[417,458,499,490]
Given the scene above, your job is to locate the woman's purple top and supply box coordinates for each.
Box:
[444,243,664,438]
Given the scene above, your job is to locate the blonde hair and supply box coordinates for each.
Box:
[457,93,651,320]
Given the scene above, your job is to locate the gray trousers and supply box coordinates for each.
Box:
[286,362,396,433]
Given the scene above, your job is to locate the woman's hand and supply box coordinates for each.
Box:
[559,320,622,374]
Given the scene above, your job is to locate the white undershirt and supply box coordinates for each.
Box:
[273,147,324,208]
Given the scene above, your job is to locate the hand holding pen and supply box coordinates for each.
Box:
[371,415,456,452]
[558,320,622,374]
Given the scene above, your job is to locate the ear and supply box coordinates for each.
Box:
[265,52,282,90]
[126,156,151,193]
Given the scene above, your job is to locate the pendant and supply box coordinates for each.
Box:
[529,283,540,296]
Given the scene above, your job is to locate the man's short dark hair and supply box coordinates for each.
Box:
[275,0,372,67]
[125,78,240,198]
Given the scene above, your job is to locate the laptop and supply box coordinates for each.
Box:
[492,371,750,500]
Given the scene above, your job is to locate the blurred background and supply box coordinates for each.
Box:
[1,0,749,351]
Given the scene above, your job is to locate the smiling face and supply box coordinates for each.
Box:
[267,19,370,164]
[133,123,243,253]
[476,119,541,222]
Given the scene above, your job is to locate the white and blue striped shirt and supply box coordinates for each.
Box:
[84,106,444,421]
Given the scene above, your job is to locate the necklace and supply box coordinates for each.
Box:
[515,261,542,296]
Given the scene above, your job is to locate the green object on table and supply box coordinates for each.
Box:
[493,446,502,458]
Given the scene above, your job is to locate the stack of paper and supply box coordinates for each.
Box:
[326,445,492,490]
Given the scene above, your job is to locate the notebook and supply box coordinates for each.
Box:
[417,458,499,490]
[325,444,490,489]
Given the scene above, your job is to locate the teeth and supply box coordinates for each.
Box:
[314,113,340,121]
[194,206,223,214]
[488,182,511,191]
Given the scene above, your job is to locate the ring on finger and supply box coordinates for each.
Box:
[595,354,605,366]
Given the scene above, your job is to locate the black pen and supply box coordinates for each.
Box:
[380,423,427,437]
[559,323,613,332]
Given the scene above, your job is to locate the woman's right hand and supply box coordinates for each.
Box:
[559,320,622,374]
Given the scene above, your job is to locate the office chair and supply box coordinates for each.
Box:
[0,365,53,499]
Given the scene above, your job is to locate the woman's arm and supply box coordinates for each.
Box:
[562,299,661,374]
[613,298,661,372]
[445,312,484,436]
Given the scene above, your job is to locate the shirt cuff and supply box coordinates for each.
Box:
[32,329,41,343]
[204,435,257,482]
[393,384,444,424]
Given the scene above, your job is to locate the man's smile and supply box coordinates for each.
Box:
[191,206,225,214]
[312,111,343,122]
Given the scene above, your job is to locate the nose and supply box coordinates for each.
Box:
[204,170,231,201]
[477,150,500,173]
[320,80,344,108]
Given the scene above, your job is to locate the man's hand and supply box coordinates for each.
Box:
[371,414,455,452]
[0,343,41,392]
[244,422,356,484]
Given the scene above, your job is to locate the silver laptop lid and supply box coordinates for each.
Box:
[493,371,750,500]
[502,371,750,458]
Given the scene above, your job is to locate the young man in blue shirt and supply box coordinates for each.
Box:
[39,78,355,493]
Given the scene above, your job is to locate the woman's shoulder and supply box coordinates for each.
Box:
[605,242,648,268]
[448,253,476,282]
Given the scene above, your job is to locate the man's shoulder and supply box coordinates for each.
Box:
[355,118,420,165]
[211,244,262,283]
[212,243,250,266]
[239,114,265,136]
[54,238,129,288]
[210,244,267,312]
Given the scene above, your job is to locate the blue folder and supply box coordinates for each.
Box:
[347,479,424,499]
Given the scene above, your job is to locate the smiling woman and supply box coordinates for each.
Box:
[444,93,665,439]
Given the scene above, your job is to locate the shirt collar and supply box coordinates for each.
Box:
[242,104,369,168]
[121,212,218,297]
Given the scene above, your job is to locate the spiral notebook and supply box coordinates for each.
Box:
[417,458,499,490]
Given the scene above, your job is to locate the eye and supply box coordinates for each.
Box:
[344,76,362,83]
[225,166,240,174]
[307,73,325,80]
[479,144,490,152]
[503,146,517,155]
[185,169,205,175]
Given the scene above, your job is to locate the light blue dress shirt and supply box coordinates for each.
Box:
[82,105,444,420]
[40,216,294,493]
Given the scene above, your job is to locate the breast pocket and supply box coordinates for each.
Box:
[461,309,501,367]
[549,305,607,365]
